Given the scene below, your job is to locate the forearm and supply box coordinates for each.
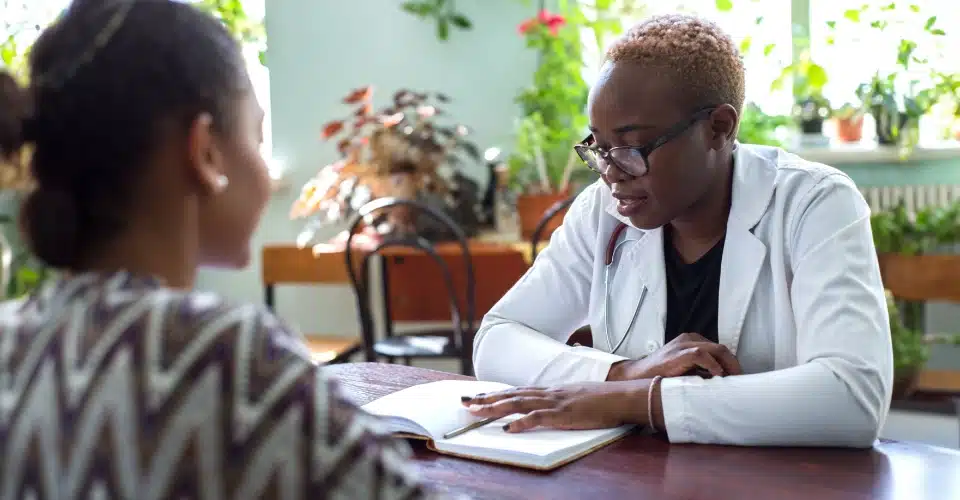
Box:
[474,318,627,386]
[655,359,888,447]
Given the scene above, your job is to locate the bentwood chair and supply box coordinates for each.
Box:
[345,198,477,375]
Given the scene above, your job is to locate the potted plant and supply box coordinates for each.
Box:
[772,47,830,140]
[886,289,928,398]
[833,103,865,143]
[292,87,484,246]
[508,8,588,239]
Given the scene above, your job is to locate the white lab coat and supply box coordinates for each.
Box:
[474,144,894,447]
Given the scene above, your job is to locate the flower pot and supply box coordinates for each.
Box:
[517,191,570,241]
[800,118,824,135]
[835,116,864,143]
[873,109,908,146]
[892,368,920,400]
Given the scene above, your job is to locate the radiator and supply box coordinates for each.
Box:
[860,185,960,213]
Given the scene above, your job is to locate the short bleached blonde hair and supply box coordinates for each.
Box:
[606,13,746,114]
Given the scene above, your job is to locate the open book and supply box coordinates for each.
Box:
[362,380,634,471]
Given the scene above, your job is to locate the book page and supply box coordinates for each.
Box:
[362,380,512,439]
[440,414,632,463]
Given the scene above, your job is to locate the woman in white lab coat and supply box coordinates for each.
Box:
[463,14,893,447]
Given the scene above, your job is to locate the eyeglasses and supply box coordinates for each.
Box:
[574,107,716,177]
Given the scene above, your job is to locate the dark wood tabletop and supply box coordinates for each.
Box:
[325,362,960,500]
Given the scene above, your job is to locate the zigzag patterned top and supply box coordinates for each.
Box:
[0,272,441,499]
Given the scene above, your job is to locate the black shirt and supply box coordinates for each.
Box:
[663,226,725,344]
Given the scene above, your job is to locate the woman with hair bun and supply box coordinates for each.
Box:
[0,1,444,498]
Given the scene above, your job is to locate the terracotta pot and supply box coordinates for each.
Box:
[892,369,920,400]
[516,191,570,241]
[835,116,864,143]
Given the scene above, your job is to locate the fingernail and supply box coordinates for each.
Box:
[460,396,472,402]
[502,424,511,432]
[475,393,486,397]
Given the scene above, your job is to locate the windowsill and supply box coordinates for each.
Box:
[791,142,960,165]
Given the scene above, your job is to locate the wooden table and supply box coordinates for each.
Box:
[327,362,960,500]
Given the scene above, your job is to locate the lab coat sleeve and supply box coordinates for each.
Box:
[659,174,894,447]
[473,183,628,386]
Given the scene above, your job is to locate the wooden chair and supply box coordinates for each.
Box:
[345,198,477,375]
[878,252,960,393]
[524,194,591,347]
[261,245,362,364]
[529,195,577,262]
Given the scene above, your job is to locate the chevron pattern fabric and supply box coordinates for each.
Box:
[0,272,436,499]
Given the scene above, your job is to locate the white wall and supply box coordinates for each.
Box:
[196,0,537,335]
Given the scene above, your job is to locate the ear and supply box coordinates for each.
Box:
[186,112,228,195]
[706,104,739,150]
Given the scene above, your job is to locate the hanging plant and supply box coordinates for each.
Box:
[401,0,472,41]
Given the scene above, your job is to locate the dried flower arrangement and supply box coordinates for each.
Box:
[291,86,483,248]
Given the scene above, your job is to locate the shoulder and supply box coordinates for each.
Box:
[748,144,861,201]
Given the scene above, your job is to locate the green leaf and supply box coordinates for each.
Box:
[807,63,828,90]
[924,16,937,31]
[739,37,752,54]
[436,18,449,40]
[931,28,946,36]
[881,2,896,11]
[843,9,861,23]
[754,16,764,25]
[826,20,836,30]
[401,1,434,17]
[763,43,776,56]
[715,0,733,12]
[909,4,920,12]
[449,14,472,29]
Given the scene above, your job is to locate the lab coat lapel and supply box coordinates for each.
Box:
[602,207,666,353]
[718,146,775,355]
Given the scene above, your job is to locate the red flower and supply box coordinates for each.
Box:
[517,18,538,35]
[518,10,566,36]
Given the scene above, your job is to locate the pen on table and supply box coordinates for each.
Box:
[442,417,500,439]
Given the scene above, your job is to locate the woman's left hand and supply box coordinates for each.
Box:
[461,381,649,433]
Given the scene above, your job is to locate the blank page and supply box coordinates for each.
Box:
[362,380,512,439]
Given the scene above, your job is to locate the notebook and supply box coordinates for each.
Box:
[362,380,635,471]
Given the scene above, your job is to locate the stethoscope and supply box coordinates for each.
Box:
[604,222,647,354]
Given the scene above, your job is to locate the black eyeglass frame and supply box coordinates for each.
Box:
[574,107,717,177]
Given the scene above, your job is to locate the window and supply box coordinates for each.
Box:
[809,1,960,108]
[1,0,273,165]
[580,0,795,114]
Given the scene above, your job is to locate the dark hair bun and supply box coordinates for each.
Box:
[0,71,29,160]
[20,187,80,269]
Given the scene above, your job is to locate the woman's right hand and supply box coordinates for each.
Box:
[606,332,743,381]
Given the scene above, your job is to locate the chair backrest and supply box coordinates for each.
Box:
[261,245,349,310]
[529,195,577,262]
[344,198,477,365]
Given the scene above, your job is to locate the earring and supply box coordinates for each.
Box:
[214,174,229,192]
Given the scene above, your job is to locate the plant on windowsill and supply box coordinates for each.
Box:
[291,86,484,248]
[772,47,831,141]
[831,3,951,158]
[833,103,865,144]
